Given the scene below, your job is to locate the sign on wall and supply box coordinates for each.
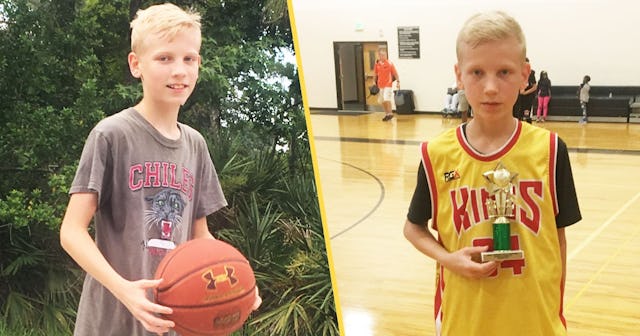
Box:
[398,26,420,59]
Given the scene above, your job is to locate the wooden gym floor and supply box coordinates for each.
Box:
[308,111,640,336]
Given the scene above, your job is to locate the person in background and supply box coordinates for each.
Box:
[535,70,551,122]
[579,75,591,124]
[443,81,459,113]
[515,58,537,123]
[373,49,400,121]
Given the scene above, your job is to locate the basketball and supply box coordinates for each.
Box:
[154,238,256,336]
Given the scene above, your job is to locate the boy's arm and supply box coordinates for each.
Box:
[522,82,538,95]
[372,63,378,85]
[392,66,400,88]
[192,217,215,239]
[403,219,498,279]
[60,192,175,335]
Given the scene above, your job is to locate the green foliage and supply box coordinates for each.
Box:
[0,0,337,334]
[0,165,81,334]
[209,129,335,335]
[217,172,336,336]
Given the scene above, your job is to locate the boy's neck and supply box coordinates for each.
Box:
[465,117,518,154]
[134,99,181,140]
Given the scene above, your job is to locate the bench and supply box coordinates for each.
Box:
[541,86,640,122]
[630,95,640,123]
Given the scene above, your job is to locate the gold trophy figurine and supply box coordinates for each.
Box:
[481,162,525,262]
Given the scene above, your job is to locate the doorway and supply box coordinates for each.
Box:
[333,41,387,111]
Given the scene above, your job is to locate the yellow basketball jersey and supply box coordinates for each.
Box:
[422,121,566,336]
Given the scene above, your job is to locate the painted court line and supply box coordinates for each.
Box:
[318,157,386,240]
[567,191,640,262]
[566,217,640,310]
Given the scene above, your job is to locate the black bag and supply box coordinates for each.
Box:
[394,90,415,114]
[369,84,380,95]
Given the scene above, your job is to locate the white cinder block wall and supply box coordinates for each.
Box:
[291,0,640,112]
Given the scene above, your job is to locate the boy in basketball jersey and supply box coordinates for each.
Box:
[60,4,259,335]
[403,11,581,336]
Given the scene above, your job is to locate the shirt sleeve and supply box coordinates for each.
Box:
[407,162,432,225]
[555,137,582,228]
[70,128,111,205]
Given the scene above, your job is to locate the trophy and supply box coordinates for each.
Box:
[480,162,524,262]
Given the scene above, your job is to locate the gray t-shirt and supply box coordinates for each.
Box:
[580,83,591,103]
[70,108,227,336]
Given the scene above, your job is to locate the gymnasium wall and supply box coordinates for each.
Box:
[291,0,640,112]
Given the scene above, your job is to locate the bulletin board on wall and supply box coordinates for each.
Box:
[398,26,420,59]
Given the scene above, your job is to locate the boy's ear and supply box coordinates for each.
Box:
[128,52,142,79]
[520,61,531,90]
[454,63,463,89]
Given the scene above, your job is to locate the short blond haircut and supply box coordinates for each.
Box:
[456,11,526,62]
[130,3,201,53]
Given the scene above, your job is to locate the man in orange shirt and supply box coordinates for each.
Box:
[373,49,400,121]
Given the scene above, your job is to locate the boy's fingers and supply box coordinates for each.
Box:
[464,245,489,262]
[467,245,489,253]
[150,302,173,315]
[252,287,262,310]
[138,278,164,289]
[479,261,499,276]
[481,261,498,270]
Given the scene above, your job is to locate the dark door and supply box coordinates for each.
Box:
[334,42,388,111]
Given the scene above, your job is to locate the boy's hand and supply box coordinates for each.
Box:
[252,287,262,310]
[442,245,498,279]
[114,278,175,335]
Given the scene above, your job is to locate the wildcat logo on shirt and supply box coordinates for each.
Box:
[130,160,194,257]
[444,170,461,182]
[144,189,186,256]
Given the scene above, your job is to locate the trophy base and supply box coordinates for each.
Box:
[481,249,524,262]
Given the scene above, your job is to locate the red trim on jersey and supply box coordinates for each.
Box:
[434,263,444,334]
[559,278,567,328]
[422,141,444,333]
[457,120,523,162]
[456,127,468,158]
[551,132,565,328]
[421,142,439,230]
[549,133,559,215]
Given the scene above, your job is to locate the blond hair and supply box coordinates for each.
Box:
[456,11,526,62]
[130,3,201,53]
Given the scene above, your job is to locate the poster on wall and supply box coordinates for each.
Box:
[398,26,420,59]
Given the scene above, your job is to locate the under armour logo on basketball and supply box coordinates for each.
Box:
[202,266,238,290]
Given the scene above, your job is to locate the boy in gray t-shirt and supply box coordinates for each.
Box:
[60,4,259,335]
